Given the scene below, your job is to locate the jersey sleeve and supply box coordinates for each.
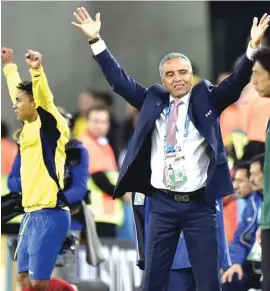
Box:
[3,63,22,105]
[29,66,55,111]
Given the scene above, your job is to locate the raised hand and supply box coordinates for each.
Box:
[250,13,270,48]
[1,47,14,65]
[24,50,42,69]
[72,7,101,40]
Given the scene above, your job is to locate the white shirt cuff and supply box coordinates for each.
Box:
[90,39,107,55]
[246,41,259,61]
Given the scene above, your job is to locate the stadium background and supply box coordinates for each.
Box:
[1,1,270,291]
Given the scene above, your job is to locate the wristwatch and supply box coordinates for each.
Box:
[88,37,101,45]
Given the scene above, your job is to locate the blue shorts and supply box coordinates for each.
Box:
[16,208,71,280]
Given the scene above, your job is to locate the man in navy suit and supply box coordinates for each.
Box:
[72,8,270,291]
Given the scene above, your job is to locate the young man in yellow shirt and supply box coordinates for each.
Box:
[2,48,71,291]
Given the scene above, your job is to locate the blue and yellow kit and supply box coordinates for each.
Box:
[3,64,70,212]
[3,63,71,280]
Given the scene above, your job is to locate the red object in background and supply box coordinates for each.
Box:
[223,196,238,244]
[48,278,75,291]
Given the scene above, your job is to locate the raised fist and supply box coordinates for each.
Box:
[25,50,42,69]
[1,47,14,65]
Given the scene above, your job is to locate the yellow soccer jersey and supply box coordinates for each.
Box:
[3,64,69,212]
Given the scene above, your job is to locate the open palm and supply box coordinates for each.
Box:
[250,13,270,48]
[72,7,101,40]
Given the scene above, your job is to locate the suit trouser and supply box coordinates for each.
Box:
[167,268,196,291]
[222,262,261,291]
[262,229,270,291]
[142,190,221,291]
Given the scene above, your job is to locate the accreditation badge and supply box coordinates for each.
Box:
[134,192,145,206]
[165,147,187,187]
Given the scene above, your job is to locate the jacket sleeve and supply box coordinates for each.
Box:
[210,43,257,114]
[3,63,22,105]
[210,55,253,114]
[229,205,252,265]
[92,42,147,110]
[7,154,22,193]
[63,146,89,204]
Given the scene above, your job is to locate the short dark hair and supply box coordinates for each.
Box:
[242,141,265,162]
[250,153,265,172]
[17,81,34,101]
[254,48,270,74]
[88,104,110,118]
[234,159,251,177]
[93,91,114,107]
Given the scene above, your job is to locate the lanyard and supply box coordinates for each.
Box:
[164,103,191,152]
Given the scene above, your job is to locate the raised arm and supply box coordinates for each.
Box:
[211,13,270,114]
[25,50,69,137]
[71,7,147,110]
[25,50,54,111]
[1,48,22,104]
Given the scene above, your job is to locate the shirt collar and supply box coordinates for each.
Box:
[169,91,191,106]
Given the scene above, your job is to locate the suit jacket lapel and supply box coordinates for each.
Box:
[146,85,169,128]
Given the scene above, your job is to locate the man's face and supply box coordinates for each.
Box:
[249,162,264,192]
[233,169,252,198]
[78,92,94,116]
[13,90,36,121]
[87,110,110,137]
[161,58,193,98]
[251,61,270,98]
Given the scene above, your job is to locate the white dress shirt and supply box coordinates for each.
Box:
[150,93,209,192]
[91,40,258,192]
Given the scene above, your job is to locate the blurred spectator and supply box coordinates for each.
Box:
[191,63,201,87]
[1,121,17,195]
[93,91,122,160]
[223,159,250,244]
[222,155,264,291]
[218,72,244,143]
[71,88,95,139]
[80,104,124,238]
[237,83,270,142]
[242,141,265,161]
[233,160,254,221]
[224,130,249,173]
[120,104,139,167]
[123,103,138,146]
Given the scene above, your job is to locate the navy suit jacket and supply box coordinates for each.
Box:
[93,48,253,201]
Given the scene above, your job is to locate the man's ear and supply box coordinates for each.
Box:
[161,78,165,86]
[31,101,36,108]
